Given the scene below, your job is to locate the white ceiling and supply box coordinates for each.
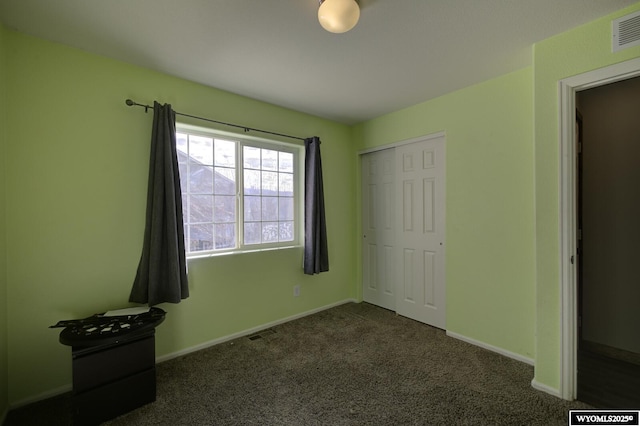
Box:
[0,0,636,124]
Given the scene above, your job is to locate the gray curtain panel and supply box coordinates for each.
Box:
[304,136,329,274]
[130,102,189,305]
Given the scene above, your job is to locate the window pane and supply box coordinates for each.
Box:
[244,170,261,195]
[214,196,235,223]
[262,149,278,171]
[279,152,293,173]
[243,146,260,169]
[215,139,235,167]
[179,163,187,192]
[177,133,188,162]
[188,135,213,165]
[214,167,236,195]
[279,173,293,196]
[189,195,213,223]
[262,222,279,243]
[244,196,261,221]
[189,164,213,194]
[279,198,294,221]
[244,222,261,245]
[178,129,299,254]
[214,224,236,249]
[279,222,294,242]
[189,224,213,252]
[261,197,278,221]
[262,171,278,195]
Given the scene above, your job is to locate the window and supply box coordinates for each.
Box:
[177,126,301,257]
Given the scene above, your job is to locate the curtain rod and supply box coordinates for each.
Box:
[125,99,306,142]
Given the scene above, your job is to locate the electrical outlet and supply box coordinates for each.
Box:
[293,285,301,297]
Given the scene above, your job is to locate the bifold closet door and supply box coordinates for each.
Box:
[395,137,446,329]
[361,136,446,329]
[361,148,396,311]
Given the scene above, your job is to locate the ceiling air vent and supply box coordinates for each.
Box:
[613,10,640,52]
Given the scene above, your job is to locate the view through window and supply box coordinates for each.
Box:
[177,128,300,256]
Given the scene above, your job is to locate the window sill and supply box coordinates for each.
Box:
[186,244,301,260]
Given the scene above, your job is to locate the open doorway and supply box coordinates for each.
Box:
[575,76,640,407]
[559,58,640,403]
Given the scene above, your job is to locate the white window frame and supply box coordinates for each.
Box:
[177,123,303,258]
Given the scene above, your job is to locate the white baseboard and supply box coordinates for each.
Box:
[9,299,357,409]
[156,298,358,363]
[445,331,535,366]
[10,384,72,410]
[531,379,563,398]
[444,331,568,400]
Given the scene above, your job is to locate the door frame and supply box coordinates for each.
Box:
[558,58,640,400]
[358,131,446,156]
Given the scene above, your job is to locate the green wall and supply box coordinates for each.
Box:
[533,2,640,391]
[4,30,357,404]
[0,22,9,422]
[354,67,536,360]
[6,1,640,407]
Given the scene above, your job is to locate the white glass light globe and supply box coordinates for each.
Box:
[318,0,360,34]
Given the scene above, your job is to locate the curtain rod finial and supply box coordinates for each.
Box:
[125,99,134,106]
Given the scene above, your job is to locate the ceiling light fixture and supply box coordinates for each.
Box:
[318,0,360,34]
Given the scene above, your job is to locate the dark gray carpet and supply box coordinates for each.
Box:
[5,302,590,425]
